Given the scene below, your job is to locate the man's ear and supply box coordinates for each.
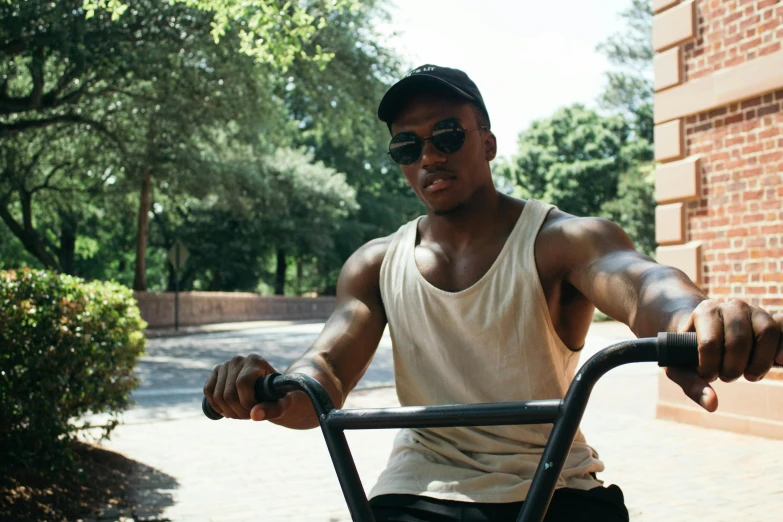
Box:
[484,131,497,162]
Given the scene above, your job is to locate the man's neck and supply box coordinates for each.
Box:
[423,186,512,251]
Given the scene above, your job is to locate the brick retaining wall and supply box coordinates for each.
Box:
[134,291,336,329]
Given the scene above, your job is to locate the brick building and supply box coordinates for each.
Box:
[651,0,783,438]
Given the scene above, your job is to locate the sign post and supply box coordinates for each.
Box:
[167,240,190,330]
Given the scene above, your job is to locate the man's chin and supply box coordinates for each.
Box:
[432,203,465,216]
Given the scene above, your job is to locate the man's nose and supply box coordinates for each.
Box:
[420,139,446,170]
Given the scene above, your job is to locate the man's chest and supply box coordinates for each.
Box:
[413,240,506,293]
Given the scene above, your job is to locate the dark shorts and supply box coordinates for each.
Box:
[369,485,629,522]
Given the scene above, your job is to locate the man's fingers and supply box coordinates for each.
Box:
[205,355,282,421]
[692,301,723,382]
[203,367,223,417]
[665,366,718,412]
[211,363,233,418]
[236,354,276,411]
[745,309,779,381]
[719,301,752,383]
[250,393,292,422]
[222,356,251,419]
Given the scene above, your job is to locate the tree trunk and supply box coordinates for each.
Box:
[295,258,303,295]
[133,171,151,291]
[0,201,60,270]
[275,248,286,295]
[58,212,77,275]
[209,269,223,291]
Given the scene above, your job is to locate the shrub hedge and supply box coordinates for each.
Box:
[0,269,146,472]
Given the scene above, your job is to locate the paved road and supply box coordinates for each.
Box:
[88,322,783,521]
[112,323,395,425]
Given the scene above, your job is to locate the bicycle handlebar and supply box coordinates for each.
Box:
[199,332,781,522]
[203,332,706,420]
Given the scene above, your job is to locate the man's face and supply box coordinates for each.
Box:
[389,93,495,215]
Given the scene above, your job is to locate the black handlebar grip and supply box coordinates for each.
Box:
[254,373,285,402]
[202,396,223,420]
[656,332,783,369]
[657,332,699,367]
[202,373,286,420]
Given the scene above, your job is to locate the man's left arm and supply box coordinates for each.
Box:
[556,216,783,412]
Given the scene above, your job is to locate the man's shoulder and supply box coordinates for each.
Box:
[539,208,626,242]
[341,235,395,285]
[536,208,635,266]
[355,235,394,265]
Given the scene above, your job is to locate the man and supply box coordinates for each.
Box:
[204,65,783,521]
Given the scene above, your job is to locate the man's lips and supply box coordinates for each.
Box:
[422,173,457,192]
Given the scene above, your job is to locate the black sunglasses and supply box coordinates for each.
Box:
[388,118,488,165]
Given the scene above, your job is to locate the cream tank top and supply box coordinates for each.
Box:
[369,198,604,503]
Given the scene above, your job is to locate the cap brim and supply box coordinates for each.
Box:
[378,74,476,124]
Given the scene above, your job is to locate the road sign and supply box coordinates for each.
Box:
[168,240,189,273]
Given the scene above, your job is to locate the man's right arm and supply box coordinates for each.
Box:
[203,236,390,429]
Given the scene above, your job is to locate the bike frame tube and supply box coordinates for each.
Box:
[271,338,661,522]
[265,374,377,521]
[516,337,659,522]
[327,400,562,430]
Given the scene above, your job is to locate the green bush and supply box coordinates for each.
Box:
[0,269,146,472]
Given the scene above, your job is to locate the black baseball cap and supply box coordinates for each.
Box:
[378,64,490,129]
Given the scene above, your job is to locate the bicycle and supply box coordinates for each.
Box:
[202,332,780,522]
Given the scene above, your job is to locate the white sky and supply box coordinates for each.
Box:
[379,0,632,160]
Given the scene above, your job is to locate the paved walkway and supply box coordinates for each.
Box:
[88,322,783,521]
[143,320,323,339]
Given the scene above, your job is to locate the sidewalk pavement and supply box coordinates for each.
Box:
[90,321,783,521]
[143,319,324,339]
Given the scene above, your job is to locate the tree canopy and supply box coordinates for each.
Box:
[2,0,661,292]
[504,0,656,255]
[86,0,361,68]
[513,105,632,217]
[596,0,654,142]
[1,0,420,294]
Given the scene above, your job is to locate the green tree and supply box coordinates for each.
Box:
[599,162,656,255]
[507,0,657,254]
[277,0,419,260]
[0,221,41,269]
[0,126,118,273]
[510,103,656,254]
[2,0,406,296]
[514,104,632,217]
[595,0,656,254]
[597,0,653,142]
[145,146,358,294]
[260,148,359,294]
[0,1,177,141]
[93,4,275,291]
[87,0,359,69]
[1,0,277,288]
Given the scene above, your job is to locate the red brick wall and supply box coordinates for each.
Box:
[134,292,337,328]
[656,0,783,439]
[684,0,783,82]
[683,88,783,311]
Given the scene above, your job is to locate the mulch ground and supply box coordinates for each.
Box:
[0,442,138,522]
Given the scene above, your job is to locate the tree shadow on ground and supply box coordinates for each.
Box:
[0,441,178,522]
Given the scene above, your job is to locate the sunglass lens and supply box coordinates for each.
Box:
[389,134,421,165]
[431,129,466,154]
